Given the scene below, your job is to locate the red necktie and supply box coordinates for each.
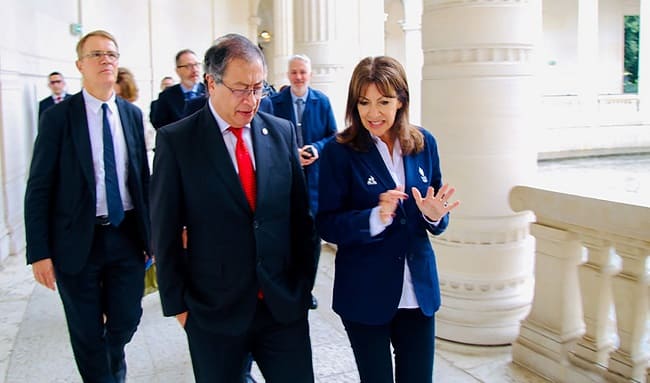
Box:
[55,96,62,103]
[230,127,256,211]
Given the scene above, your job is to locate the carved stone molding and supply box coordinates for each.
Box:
[440,276,528,295]
[425,46,532,66]
[425,0,528,12]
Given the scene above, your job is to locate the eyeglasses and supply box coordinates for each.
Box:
[177,62,202,70]
[81,50,120,62]
[220,81,269,100]
[49,80,63,85]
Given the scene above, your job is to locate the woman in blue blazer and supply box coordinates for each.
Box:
[316,56,460,382]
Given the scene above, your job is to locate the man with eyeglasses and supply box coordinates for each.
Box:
[151,33,318,382]
[151,49,206,129]
[38,72,72,119]
[25,30,151,383]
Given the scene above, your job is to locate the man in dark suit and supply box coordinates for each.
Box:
[151,33,318,382]
[24,30,150,383]
[148,76,174,125]
[151,49,206,129]
[38,71,72,119]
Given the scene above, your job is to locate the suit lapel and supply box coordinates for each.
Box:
[116,98,142,185]
[69,92,95,195]
[198,106,252,212]
[358,145,396,191]
[250,114,272,211]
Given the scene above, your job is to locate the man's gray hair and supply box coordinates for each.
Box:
[288,54,311,71]
[204,34,267,83]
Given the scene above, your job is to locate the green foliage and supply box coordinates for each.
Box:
[624,16,639,93]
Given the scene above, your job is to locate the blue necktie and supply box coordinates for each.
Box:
[185,90,196,101]
[295,99,305,147]
[102,103,124,226]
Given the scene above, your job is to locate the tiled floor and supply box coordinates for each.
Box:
[7,154,644,382]
[0,244,548,382]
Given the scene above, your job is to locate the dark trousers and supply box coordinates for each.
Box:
[56,214,144,383]
[342,309,435,383]
[185,299,314,383]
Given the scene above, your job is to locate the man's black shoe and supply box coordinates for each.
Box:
[310,295,318,310]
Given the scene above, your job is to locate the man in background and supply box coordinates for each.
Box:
[38,72,72,119]
[149,76,174,125]
[151,49,205,129]
[270,54,337,216]
[271,54,337,310]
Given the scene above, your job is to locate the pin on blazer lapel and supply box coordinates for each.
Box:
[358,145,396,191]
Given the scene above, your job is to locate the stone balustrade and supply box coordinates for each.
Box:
[509,185,650,383]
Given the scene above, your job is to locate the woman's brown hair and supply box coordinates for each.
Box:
[337,56,424,154]
[116,67,139,102]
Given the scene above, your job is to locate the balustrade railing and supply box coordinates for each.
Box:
[509,185,650,383]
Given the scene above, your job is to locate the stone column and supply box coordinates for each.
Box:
[421,0,540,344]
[400,0,423,126]
[293,0,345,118]
[577,0,599,127]
[271,0,293,87]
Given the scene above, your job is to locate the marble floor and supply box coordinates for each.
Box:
[4,153,647,382]
[0,244,549,382]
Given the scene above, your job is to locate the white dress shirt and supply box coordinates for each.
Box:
[82,89,133,216]
[208,100,256,171]
[367,136,419,309]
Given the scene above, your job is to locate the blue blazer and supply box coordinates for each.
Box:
[151,83,206,129]
[25,92,151,274]
[38,94,72,120]
[270,87,337,213]
[316,128,449,325]
[150,106,318,335]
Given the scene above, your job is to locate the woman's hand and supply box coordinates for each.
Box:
[378,185,409,224]
[411,184,460,222]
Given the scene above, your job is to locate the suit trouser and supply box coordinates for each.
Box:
[342,308,435,383]
[56,213,144,383]
[184,299,314,383]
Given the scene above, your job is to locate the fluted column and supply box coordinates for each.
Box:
[422,0,540,344]
[401,0,423,126]
[271,0,293,87]
[293,0,344,112]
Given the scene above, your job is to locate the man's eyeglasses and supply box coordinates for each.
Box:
[81,50,120,62]
[220,81,269,100]
[177,62,202,70]
[49,80,63,85]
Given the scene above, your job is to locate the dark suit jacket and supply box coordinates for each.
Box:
[316,128,449,325]
[149,99,158,126]
[151,83,206,129]
[25,92,151,274]
[38,94,72,120]
[150,106,318,336]
[270,87,337,212]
